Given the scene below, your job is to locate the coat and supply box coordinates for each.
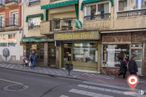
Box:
[128,60,138,74]
[119,61,127,73]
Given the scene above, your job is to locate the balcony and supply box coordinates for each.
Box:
[114,9,146,29]
[40,19,76,35]
[5,0,18,6]
[83,13,112,30]
[40,21,51,35]
[0,17,20,31]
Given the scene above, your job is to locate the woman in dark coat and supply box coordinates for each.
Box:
[118,58,128,79]
[128,56,138,75]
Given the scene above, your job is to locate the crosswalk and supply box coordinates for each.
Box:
[59,81,135,97]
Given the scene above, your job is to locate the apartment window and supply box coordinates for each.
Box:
[0,0,5,4]
[0,15,4,28]
[119,0,127,11]
[53,19,60,30]
[28,17,41,29]
[10,12,18,26]
[62,19,73,30]
[85,2,110,20]
[29,0,40,6]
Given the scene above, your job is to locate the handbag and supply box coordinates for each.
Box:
[29,62,32,67]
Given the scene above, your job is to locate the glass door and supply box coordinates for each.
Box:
[48,44,56,67]
[131,44,143,75]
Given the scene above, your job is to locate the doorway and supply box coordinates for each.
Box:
[48,44,56,68]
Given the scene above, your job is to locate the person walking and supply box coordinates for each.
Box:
[29,50,37,69]
[128,56,138,75]
[118,57,128,79]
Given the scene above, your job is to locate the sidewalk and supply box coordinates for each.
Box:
[0,63,146,91]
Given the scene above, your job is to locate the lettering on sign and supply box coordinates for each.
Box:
[54,32,100,40]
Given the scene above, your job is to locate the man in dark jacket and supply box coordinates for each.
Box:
[128,56,138,75]
[118,58,127,78]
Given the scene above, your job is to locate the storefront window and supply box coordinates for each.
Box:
[103,44,129,67]
[73,42,97,64]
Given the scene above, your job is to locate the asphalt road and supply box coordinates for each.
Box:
[0,68,144,97]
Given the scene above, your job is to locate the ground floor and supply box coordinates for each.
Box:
[0,30,23,64]
[22,37,56,68]
[101,32,146,76]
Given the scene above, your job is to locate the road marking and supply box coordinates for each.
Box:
[78,84,123,94]
[0,78,23,85]
[69,89,113,97]
[60,95,69,97]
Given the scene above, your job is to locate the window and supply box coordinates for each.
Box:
[84,2,110,20]
[29,0,40,6]
[62,19,73,30]
[73,43,97,64]
[0,0,5,4]
[103,44,129,67]
[0,15,4,28]
[10,12,18,26]
[28,17,41,29]
[8,34,15,39]
[53,19,60,30]
[119,0,127,11]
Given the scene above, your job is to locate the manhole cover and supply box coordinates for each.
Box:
[4,84,28,91]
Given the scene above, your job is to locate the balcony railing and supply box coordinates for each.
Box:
[0,17,20,31]
[50,19,76,32]
[84,13,111,21]
[117,9,146,17]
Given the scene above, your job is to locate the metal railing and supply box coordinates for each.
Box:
[84,13,111,20]
[50,18,76,32]
[117,9,146,17]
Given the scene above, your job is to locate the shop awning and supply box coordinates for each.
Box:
[21,37,54,43]
[26,14,44,22]
[41,0,78,10]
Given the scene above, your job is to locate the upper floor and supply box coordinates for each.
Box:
[0,0,22,32]
[37,0,146,34]
[23,0,45,37]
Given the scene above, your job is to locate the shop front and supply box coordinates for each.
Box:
[54,31,101,72]
[22,37,54,67]
[101,32,145,76]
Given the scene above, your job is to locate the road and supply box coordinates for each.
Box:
[0,68,144,97]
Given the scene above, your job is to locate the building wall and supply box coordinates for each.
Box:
[23,3,45,37]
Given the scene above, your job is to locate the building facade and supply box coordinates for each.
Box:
[41,0,146,76]
[21,0,51,67]
[0,0,23,64]
[100,0,146,76]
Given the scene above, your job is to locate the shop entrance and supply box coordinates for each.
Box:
[131,44,143,75]
[48,44,56,68]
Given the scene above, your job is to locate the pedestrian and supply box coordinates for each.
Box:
[118,57,128,79]
[128,56,138,75]
[29,50,37,69]
[23,55,29,67]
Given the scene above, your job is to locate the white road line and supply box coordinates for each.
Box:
[0,78,23,85]
[60,95,69,97]
[78,84,123,94]
[83,81,129,90]
[69,89,113,97]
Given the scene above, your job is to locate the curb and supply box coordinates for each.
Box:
[0,66,84,81]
